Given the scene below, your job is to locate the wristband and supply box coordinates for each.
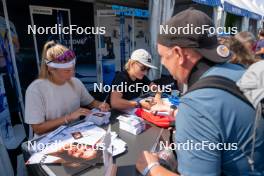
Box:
[170,104,177,110]
[135,100,142,108]
[170,105,177,117]
[141,162,160,176]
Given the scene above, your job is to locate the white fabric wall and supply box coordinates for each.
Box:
[148,0,175,80]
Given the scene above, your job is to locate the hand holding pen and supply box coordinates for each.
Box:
[98,94,110,112]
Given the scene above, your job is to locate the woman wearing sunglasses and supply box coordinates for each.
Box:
[25,41,110,136]
[110,49,159,111]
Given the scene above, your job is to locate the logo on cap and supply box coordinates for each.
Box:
[216,45,230,58]
[147,57,151,63]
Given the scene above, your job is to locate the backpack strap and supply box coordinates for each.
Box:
[186,75,254,109]
[187,75,261,172]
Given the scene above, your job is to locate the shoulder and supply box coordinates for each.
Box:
[178,87,253,139]
[70,77,87,92]
[26,79,47,92]
[258,39,264,45]
[203,63,245,82]
[247,60,264,70]
[112,71,129,83]
[71,77,83,86]
[70,77,87,93]
[183,63,248,111]
[256,40,264,48]
[142,75,150,82]
[25,79,49,99]
[180,63,251,122]
[115,71,128,79]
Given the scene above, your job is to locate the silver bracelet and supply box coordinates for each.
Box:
[142,162,160,176]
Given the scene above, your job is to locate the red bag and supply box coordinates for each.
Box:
[135,108,175,128]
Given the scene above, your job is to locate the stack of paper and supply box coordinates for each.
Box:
[26,123,107,165]
[85,109,111,126]
[117,114,146,135]
[109,132,126,156]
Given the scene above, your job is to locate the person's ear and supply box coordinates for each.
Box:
[47,67,56,74]
[131,61,137,69]
[172,46,185,65]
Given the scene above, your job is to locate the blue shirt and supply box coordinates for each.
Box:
[176,63,264,176]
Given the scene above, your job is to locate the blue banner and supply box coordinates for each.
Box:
[247,11,262,20]
[224,1,248,17]
[112,5,149,18]
[192,0,221,7]
[224,1,262,20]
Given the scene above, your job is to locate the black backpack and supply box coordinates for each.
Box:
[187,75,253,107]
[185,75,263,173]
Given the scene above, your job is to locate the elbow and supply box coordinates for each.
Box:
[110,97,119,110]
[31,124,46,135]
[110,96,124,110]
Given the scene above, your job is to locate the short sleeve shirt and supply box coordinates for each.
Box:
[25,77,94,125]
[176,63,264,175]
[110,70,151,100]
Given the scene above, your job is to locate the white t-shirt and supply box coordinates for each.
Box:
[25,77,94,124]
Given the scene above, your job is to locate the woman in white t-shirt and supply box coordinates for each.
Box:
[25,41,110,136]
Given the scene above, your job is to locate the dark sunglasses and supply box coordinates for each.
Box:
[136,62,150,72]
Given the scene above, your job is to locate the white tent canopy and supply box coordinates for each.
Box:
[252,0,264,17]
[224,0,263,19]
[242,0,263,17]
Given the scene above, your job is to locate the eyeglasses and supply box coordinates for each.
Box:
[46,50,76,64]
[136,62,150,72]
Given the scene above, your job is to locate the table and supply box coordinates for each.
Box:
[22,111,170,176]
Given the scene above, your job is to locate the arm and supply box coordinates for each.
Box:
[110,91,153,110]
[86,100,110,112]
[148,165,178,176]
[77,77,110,111]
[256,47,264,55]
[110,91,137,110]
[148,165,179,176]
[154,90,163,104]
[136,151,178,176]
[87,100,103,109]
[31,115,70,135]
[149,82,158,92]
[32,108,90,135]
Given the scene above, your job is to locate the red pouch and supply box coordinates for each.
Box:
[135,108,175,128]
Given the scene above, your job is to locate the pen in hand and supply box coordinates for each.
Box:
[99,94,109,112]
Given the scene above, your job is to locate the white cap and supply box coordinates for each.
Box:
[130,49,157,69]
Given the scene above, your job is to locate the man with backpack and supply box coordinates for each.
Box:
[136,8,264,176]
